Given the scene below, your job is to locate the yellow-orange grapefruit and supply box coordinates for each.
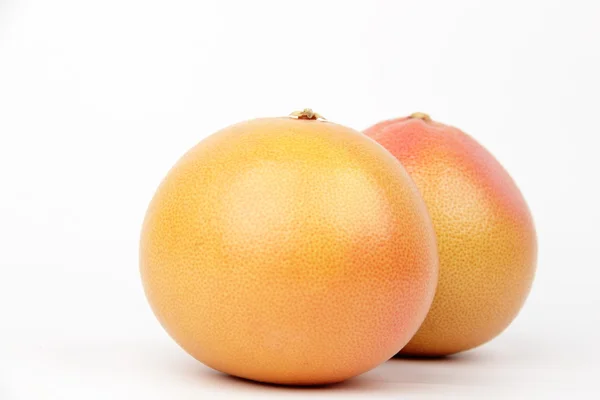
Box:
[140,110,438,385]
[365,113,537,356]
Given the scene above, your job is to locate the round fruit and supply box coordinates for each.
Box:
[140,110,439,385]
[365,113,537,356]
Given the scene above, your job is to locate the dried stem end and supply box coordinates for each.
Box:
[409,112,432,122]
[289,108,326,121]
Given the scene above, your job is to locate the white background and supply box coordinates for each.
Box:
[1,0,599,398]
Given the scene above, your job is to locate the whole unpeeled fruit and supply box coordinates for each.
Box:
[365,113,537,356]
[140,110,439,385]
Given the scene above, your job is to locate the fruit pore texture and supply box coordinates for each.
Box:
[140,117,439,385]
[365,116,537,356]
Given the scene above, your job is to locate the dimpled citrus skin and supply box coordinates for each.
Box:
[140,117,438,385]
[365,115,537,356]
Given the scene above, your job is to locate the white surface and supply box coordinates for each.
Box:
[1,0,599,398]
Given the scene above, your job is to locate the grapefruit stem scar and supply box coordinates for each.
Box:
[409,112,432,122]
[289,108,326,121]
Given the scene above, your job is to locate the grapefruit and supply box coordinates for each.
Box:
[140,110,438,384]
[365,112,537,356]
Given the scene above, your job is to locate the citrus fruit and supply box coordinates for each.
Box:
[140,110,438,384]
[365,112,537,356]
